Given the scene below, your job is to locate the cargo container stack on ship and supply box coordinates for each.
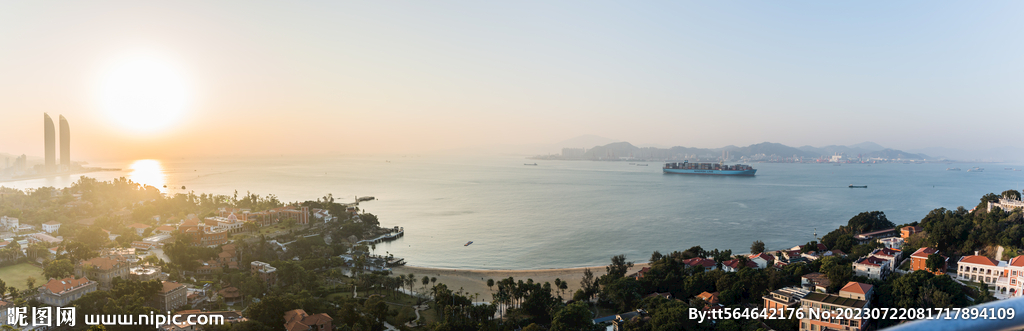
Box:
[662,160,757,176]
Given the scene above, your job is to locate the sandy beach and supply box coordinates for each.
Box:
[392,263,651,302]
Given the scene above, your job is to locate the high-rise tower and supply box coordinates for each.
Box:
[59,115,70,172]
[43,113,55,173]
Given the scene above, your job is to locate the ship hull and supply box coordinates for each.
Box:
[663,168,756,176]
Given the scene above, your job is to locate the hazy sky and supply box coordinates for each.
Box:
[1,1,1022,161]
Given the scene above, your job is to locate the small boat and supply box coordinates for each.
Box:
[968,167,983,172]
[524,163,537,166]
[464,241,473,246]
[947,168,961,171]
[849,185,867,188]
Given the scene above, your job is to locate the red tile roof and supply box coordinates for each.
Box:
[840,281,873,295]
[856,256,888,267]
[42,277,92,294]
[750,253,775,262]
[911,247,939,259]
[682,257,717,268]
[1011,256,1024,267]
[697,291,720,305]
[722,259,758,269]
[960,255,1000,266]
[160,281,184,294]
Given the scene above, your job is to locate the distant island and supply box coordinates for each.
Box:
[532,141,949,163]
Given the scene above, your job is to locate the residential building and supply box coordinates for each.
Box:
[722,258,758,272]
[151,281,188,312]
[154,225,176,235]
[128,223,151,236]
[763,287,809,311]
[900,226,924,239]
[132,241,157,251]
[38,277,98,307]
[869,247,902,272]
[76,257,129,290]
[696,291,720,306]
[801,272,830,292]
[219,287,242,305]
[910,247,947,275]
[42,221,60,234]
[852,256,891,280]
[955,253,1024,299]
[283,309,333,331]
[878,237,904,249]
[839,282,874,301]
[799,292,869,331]
[988,197,1024,213]
[749,253,775,269]
[681,257,716,271]
[633,267,651,280]
[251,261,277,286]
[28,232,63,245]
[0,216,18,231]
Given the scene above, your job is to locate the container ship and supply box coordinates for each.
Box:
[663,161,756,176]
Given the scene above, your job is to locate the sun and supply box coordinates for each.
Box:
[97,52,191,133]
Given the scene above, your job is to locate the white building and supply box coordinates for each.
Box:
[0,216,18,231]
[956,254,1024,299]
[38,277,98,307]
[853,256,891,280]
[989,198,1024,213]
[42,221,61,234]
[868,248,902,272]
[878,237,904,249]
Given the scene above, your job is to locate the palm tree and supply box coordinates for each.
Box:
[487,278,495,293]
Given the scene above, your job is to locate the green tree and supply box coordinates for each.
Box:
[25,277,36,290]
[751,240,765,254]
[847,211,894,233]
[44,259,75,280]
[819,257,851,292]
[926,254,945,273]
[602,255,633,284]
[550,301,599,331]
[1003,190,1022,201]
[650,250,663,263]
[245,295,300,327]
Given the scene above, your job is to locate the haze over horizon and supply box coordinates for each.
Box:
[2,1,1023,162]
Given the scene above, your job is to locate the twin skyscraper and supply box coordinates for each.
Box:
[42,113,70,173]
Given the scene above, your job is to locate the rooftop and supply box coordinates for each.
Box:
[802,292,868,309]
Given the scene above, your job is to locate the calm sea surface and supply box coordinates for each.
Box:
[4,155,1024,270]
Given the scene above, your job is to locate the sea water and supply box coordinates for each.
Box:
[4,155,1022,269]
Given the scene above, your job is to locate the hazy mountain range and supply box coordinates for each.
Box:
[501,135,1021,162]
[573,141,932,160]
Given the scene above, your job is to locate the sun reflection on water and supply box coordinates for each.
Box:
[128,159,166,192]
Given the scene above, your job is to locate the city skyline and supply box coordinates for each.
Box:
[1,1,1023,161]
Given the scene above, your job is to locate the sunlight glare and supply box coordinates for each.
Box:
[97,52,191,133]
[128,159,166,192]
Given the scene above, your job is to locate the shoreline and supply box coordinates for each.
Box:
[393,263,651,302]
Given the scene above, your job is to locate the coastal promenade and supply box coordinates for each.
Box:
[393,263,650,302]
